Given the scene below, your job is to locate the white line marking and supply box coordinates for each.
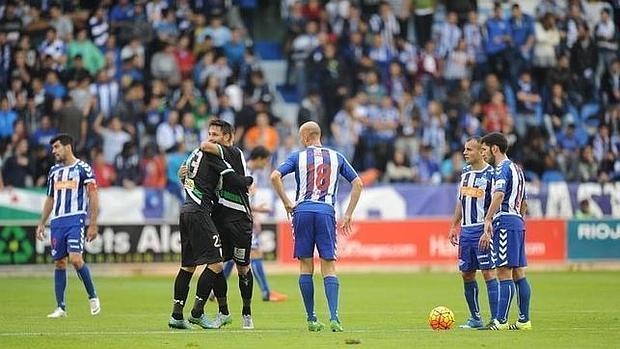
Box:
[1,327,619,337]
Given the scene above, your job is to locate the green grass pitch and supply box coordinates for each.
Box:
[1,271,619,348]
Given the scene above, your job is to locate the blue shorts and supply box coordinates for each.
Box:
[51,225,84,260]
[459,225,496,272]
[292,211,337,260]
[493,215,528,268]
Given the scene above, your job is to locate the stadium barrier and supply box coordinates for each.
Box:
[567,219,620,260]
[1,219,619,265]
[0,223,278,265]
[1,181,619,221]
[277,220,566,265]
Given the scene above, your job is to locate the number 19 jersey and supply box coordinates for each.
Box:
[277,146,358,215]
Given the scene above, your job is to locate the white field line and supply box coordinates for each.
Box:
[1,327,620,337]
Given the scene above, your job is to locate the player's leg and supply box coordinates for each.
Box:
[169,212,195,329]
[316,213,342,332]
[480,225,513,330]
[48,256,68,318]
[68,252,99,315]
[67,225,99,315]
[230,221,254,329]
[481,269,499,322]
[293,211,322,330]
[457,234,483,328]
[477,234,499,322]
[48,226,68,318]
[223,260,235,279]
[187,213,224,329]
[510,227,531,330]
[250,235,288,302]
[510,267,531,330]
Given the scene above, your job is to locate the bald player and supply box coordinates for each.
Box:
[271,122,363,332]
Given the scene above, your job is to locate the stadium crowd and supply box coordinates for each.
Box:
[0,0,619,194]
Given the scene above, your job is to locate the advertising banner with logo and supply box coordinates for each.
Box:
[277,220,566,265]
[0,223,279,265]
[567,219,620,260]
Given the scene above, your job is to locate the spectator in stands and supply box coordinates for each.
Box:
[92,148,116,188]
[1,2,22,44]
[151,44,181,87]
[570,23,597,105]
[44,70,66,100]
[224,28,247,70]
[31,115,57,149]
[0,96,17,143]
[592,124,618,173]
[114,141,140,189]
[156,109,184,153]
[385,148,415,183]
[412,0,435,47]
[57,96,87,150]
[204,16,232,48]
[483,91,513,134]
[67,28,104,76]
[181,112,200,151]
[91,70,120,120]
[165,142,187,202]
[515,71,542,137]
[290,20,320,99]
[369,1,400,50]
[541,152,565,182]
[89,6,110,49]
[544,83,573,144]
[576,145,599,182]
[575,199,594,219]
[417,144,440,184]
[443,39,473,89]
[156,9,180,45]
[485,3,511,79]
[441,151,465,183]
[533,13,561,86]
[174,35,196,81]
[601,59,620,107]
[49,4,72,42]
[509,4,535,82]
[94,115,132,165]
[563,4,586,50]
[141,143,167,189]
[244,112,279,152]
[594,8,617,85]
[32,144,52,187]
[435,12,461,58]
[2,138,32,188]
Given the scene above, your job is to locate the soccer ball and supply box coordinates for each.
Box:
[428,306,455,330]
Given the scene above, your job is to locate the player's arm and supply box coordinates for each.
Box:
[208,154,253,189]
[341,177,363,235]
[36,197,54,241]
[479,191,504,251]
[271,153,298,218]
[520,199,528,217]
[270,170,294,218]
[339,154,363,235]
[449,200,462,246]
[86,182,99,242]
[200,141,224,157]
[178,164,187,183]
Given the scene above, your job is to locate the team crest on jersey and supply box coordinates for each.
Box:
[474,177,487,188]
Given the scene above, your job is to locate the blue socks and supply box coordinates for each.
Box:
[299,274,315,321]
[515,277,531,322]
[323,276,340,322]
[223,260,234,280]
[463,280,481,321]
[252,258,270,299]
[486,279,499,320]
[497,280,516,324]
[54,269,67,310]
[76,264,97,299]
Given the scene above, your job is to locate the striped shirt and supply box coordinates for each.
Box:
[458,164,494,227]
[492,158,527,219]
[277,146,358,211]
[47,160,96,225]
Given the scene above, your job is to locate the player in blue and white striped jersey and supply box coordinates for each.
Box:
[36,134,100,318]
[271,122,363,332]
[448,137,499,329]
[479,132,531,331]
